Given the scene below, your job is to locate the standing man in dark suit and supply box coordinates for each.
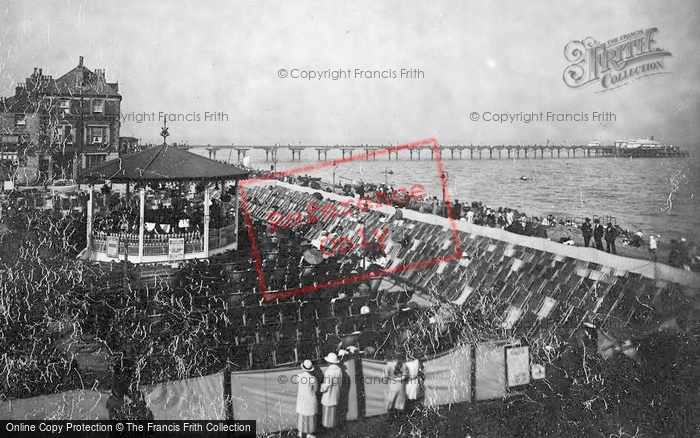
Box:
[581,217,593,247]
[593,219,604,250]
[452,200,462,220]
[604,222,618,254]
[525,217,548,239]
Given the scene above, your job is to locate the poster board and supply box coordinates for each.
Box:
[168,238,185,261]
[505,345,530,387]
[106,236,119,258]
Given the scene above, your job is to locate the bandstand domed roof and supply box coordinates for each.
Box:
[79,144,249,183]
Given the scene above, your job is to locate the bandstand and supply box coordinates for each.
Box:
[79,130,249,264]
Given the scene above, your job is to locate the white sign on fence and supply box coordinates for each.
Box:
[106,236,119,258]
[505,345,531,387]
[168,238,185,261]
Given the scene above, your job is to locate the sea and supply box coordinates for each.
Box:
[194,148,700,244]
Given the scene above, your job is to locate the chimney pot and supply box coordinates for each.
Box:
[79,56,84,68]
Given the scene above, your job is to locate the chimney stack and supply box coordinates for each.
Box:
[79,56,84,68]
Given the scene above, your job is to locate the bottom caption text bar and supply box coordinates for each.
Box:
[2,421,256,437]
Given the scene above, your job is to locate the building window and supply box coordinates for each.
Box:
[2,135,19,146]
[92,99,104,114]
[88,126,108,144]
[59,99,71,115]
[64,126,73,143]
[53,125,73,144]
[85,154,107,168]
[15,114,26,127]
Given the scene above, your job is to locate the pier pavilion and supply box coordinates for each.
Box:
[79,142,248,264]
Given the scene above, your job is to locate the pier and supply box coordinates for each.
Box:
[180,144,690,161]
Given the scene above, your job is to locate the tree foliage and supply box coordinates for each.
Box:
[0,208,232,400]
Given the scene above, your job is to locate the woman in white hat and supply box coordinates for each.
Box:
[320,352,343,429]
[296,360,318,438]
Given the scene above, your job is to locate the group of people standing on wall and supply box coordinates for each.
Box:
[295,349,424,438]
[579,218,699,270]
[580,218,619,254]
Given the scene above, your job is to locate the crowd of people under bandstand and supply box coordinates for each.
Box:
[90,185,236,236]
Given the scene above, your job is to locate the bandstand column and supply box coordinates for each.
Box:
[139,188,145,262]
[204,184,210,257]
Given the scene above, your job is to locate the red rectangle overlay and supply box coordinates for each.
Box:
[239,138,462,301]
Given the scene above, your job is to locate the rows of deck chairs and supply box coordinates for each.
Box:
[241,184,692,345]
[181,226,415,370]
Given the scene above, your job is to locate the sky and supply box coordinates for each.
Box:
[1,0,699,151]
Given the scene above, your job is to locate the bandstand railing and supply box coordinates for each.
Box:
[90,223,237,262]
[91,231,205,258]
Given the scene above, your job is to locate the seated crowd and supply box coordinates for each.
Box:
[215,199,459,371]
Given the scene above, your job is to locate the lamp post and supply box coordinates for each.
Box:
[160,120,169,146]
[442,171,449,202]
[332,161,338,187]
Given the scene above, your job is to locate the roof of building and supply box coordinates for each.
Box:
[1,57,120,114]
[53,64,120,98]
[1,95,27,113]
[616,138,661,144]
[79,143,249,183]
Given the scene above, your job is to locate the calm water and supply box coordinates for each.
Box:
[196,148,700,243]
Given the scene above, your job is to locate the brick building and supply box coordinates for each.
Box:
[0,56,121,183]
